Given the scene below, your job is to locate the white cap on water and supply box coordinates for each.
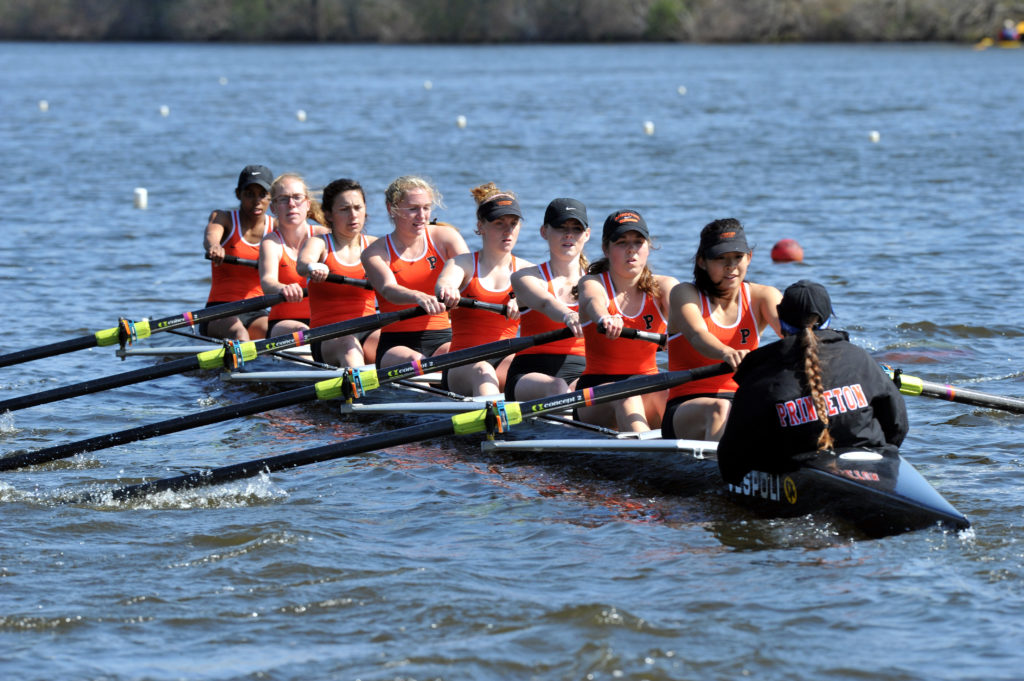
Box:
[38,99,49,112]
[296,109,307,122]
[423,80,433,90]
[643,120,655,135]
[677,85,687,95]
[456,115,467,129]
[868,130,881,143]
[159,105,170,117]
[134,187,148,210]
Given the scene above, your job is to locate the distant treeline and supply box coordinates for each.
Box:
[2,0,1022,42]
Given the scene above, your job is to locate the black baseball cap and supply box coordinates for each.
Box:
[544,198,589,228]
[237,165,273,192]
[478,194,523,222]
[778,280,834,331]
[699,219,750,259]
[602,209,649,242]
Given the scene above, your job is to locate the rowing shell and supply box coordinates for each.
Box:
[121,341,970,537]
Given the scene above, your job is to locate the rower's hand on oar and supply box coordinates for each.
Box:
[435,285,461,310]
[306,262,329,283]
[562,309,583,337]
[206,244,225,265]
[280,283,305,303]
[721,347,748,371]
[504,297,521,321]
[597,314,624,338]
[411,292,447,315]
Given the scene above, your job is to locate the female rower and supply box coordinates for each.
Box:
[296,178,378,368]
[361,175,469,368]
[663,218,781,441]
[435,183,530,397]
[576,209,677,432]
[202,164,275,340]
[259,173,328,338]
[506,198,591,401]
[717,280,908,484]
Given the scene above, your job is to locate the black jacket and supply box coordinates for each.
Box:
[717,329,908,485]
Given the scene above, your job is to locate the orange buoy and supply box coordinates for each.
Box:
[771,239,804,263]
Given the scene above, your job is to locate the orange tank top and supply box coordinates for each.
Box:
[448,252,520,352]
[517,262,586,357]
[377,231,450,333]
[267,225,314,322]
[582,272,666,376]
[667,282,759,400]
[206,212,272,303]
[308,234,376,328]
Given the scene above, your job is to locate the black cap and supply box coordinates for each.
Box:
[602,209,649,242]
[777,280,834,331]
[478,194,523,222]
[544,198,589,228]
[237,165,273,192]
[699,219,750,259]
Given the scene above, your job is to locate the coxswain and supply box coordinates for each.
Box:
[717,280,909,484]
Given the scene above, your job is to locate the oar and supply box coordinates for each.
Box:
[209,254,373,290]
[0,293,289,370]
[597,324,667,346]
[0,305,430,414]
[882,365,1024,415]
[0,327,572,471]
[79,362,731,502]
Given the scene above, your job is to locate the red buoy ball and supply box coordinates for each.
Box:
[771,239,804,263]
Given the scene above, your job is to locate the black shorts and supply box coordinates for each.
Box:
[505,353,586,400]
[310,329,373,366]
[199,301,268,337]
[661,393,734,439]
[375,329,452,367]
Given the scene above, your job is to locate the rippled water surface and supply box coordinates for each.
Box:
[2,42,1024,680]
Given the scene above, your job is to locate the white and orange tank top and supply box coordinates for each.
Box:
[667,282,759,400]
[377,231,450,333]
[267,225,314,323]
[517,262,586,357]
[582,271,666,376]
[448,252,520,353]
[308,234,376,329]
[207,211,272,303]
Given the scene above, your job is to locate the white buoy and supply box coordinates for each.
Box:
[218,76,228,85]
[643,120,655,136]
[423,80,433,90]
[677,85,687,95]
[38,99,49,112]
[456,115,467,129]
[296,109,307,122]
[159,105,170,117]
[134,188,148,210]
[868,130,880,143]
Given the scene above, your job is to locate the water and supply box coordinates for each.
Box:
[2,41,1024,680]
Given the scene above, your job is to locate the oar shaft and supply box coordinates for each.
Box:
[0,385,319,471]
[212,254,375,290]
[908,377,1024,414]
[0,335,98,369]
[106,419,455,502]
[0,357,200,413]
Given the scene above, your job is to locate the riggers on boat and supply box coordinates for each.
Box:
[99,332,971,538]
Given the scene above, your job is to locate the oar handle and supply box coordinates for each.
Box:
[208,253,374,290]
[597,323,667,346]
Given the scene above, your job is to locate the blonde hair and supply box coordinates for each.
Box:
[384,175,443,218]
[270,173,325,226]
[799,322,834,451]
